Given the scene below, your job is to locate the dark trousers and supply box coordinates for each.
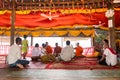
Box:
[9,59,29,68]
[97,56,107,66]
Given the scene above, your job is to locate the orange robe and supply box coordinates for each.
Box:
[54,46,62,57]
[75,46,83,57]
[46,45,53,54]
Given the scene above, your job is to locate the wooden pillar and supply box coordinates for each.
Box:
[107,1,116,50]
[108,17,116,50]
[31,36,33,46]
[10,0,16,45]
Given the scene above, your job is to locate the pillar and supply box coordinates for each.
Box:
[10,0,16,45]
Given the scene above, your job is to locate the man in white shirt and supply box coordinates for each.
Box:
[31,43,41,61]
[98,39,117,66]
[60,40,75,62]
[7,37,29,69]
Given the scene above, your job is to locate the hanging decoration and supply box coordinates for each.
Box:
[105,9,114,18]
[105,9,114,28]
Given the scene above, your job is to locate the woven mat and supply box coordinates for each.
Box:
[46,58,120,70]
[0,58,120,70]
[0,61,47,69]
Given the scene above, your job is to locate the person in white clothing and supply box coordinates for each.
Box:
[7,37,29,69]
[60,40,75,62]
[31,43,41,61]
[98,39,117,66]
[40,43,47,56]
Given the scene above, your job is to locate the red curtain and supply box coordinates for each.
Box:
[0,11,120,29]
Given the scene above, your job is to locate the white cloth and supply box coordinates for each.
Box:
[7,44,21,64]
[31,47,41,57]
[60,45,75,61]
[104,48,117,66]
[40,48,46,56]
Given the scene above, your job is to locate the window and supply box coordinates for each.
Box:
[33,37,92,48]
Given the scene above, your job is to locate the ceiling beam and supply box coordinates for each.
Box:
[0,0,107,10]
[0,0,120,11]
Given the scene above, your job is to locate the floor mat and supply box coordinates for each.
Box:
[26,61,48,69]
[46,58,120,70]
[0,61,48,69]
[0,58,120,70]
[0,57,48,69]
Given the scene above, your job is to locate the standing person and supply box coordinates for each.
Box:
[98,39,117,66]
[22,35,28,59]
[31,43,41,61]
[7,37,29,69]
[74,42,83,58]
[53,43,62,57]
[45,42,53,54]
[60,40,75,62]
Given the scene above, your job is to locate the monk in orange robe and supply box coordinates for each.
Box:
[53,43,62,57]
[75,42,83,58]
[45,42,53,54]
[40,43,56,63]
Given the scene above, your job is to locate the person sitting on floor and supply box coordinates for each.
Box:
[40,43,56,63]
[31,43,41,61]
[74,42,83,58]
[45,42,53,54]
[53,43,62,57]
[60,40,75,62]
[7,37,29,69]
[98,39,117,66]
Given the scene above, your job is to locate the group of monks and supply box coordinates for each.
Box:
[31,41,83,63]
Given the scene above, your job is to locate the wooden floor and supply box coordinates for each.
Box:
[0,57,120,80]
[0,69,120,80]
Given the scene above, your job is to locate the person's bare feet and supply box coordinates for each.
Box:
[16,64,24,69]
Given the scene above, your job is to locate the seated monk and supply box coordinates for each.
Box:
[74,42,83,58]
[40,43,56,63]
[53,43,62,57]
[41,54,56,63]
[45,42,53,54]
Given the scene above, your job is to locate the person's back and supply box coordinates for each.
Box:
[32,43,41,56]
[22,35,28,59]
[22,35,28,52]
[7,44,21,64]
[104,48,117,66]
[22,40,28,50]
[60,40,75,62]
[7,37,29,69]
[31,43,41,61]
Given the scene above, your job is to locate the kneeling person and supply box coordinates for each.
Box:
[98,39,117,66]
